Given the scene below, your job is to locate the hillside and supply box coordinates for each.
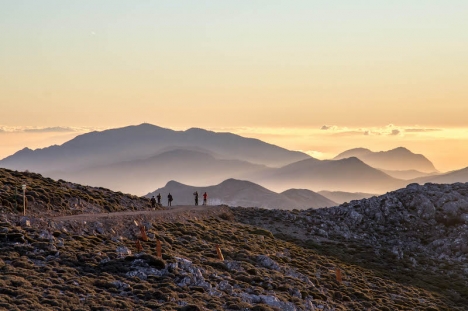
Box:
[281,189,337,208]
[334,147,437,173]
[0,205,464,309]
[379,168,436,180]
[0,168,157,215]
[148,179,336,210]
[317,191,376,204]
[0,169,466,309]
[250,157,404,193]
[0,123,309,174]
[233,182,468,308]
[414,166,468,185]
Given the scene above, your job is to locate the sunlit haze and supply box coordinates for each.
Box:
[1,1,468,172]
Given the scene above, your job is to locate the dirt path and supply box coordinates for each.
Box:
[53,205,225,222]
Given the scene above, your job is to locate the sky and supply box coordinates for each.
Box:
[1,1,467,171]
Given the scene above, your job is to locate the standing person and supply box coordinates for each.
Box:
[156,193,161,205]
[167,193,173,207]
[203,192,207,205]
[193,191,199,205]
[150,196,156,208]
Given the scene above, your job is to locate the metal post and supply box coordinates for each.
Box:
[22,184,26,216]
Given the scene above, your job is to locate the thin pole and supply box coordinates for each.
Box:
[22,184,26,216]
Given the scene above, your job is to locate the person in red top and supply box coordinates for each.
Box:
[202,192,207,205]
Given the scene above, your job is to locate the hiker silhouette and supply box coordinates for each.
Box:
[193,191,199,205]
[167,193,173,207]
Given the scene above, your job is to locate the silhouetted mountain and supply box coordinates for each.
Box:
[413,166,468,185]
[52,149,268,195]
[0,123,309,173]
[281,189,336,208]
[249,157,404,193]
[317,190,377,204]
[147,179,335,209]
[380,169,436,180]
[334,147,437,173]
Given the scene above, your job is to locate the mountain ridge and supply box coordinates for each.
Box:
[147,178,336,210]
[0,123,310,173]
[334,147,437,173]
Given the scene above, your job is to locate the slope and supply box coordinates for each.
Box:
[413,166,468,185]
[317,190,376,204]
[0,168,157,215]
[233,182,468,308]
[281,189,336,208]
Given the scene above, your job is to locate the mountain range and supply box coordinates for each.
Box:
[247,156,403,193]
[334,147,437,173]
[0,123,309,173]
[147,179,336,210]
[54,149,269,195]
[2,123,468,196]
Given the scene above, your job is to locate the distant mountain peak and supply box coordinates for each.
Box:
[165,180,185,187]
[334,147,436,173]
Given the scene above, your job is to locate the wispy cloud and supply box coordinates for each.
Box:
[404,128,441,133]
[24,127,76,133]
[0,126,97,134]
[319,124,443,137]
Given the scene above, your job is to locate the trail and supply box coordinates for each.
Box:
[53,205,224,222]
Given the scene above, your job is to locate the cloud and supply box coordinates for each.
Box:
[390,129,401,136]
[0,125,98,133]
[23,127,76,133]
[331,131,364,137]
[404,128,441,133]
[321,125,337,130]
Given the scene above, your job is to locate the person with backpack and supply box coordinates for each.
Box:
[203,192,207,205]
[150,196,156,208]
[193,191,199,205]
[167,193,173,207]
[156,193,161,205]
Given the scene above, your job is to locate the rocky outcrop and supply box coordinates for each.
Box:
[235,183,468,266]
[233,182,468,309]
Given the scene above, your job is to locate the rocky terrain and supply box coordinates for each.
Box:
[233,182,468,308]
[0,169,466,310]
[1,208,463,310]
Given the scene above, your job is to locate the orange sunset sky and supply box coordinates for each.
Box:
[1,1,467,172]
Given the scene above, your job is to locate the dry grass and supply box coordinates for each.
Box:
[0,168,159,216]
[0,214,464,310]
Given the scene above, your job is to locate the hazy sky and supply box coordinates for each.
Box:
[1,1,467,170]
